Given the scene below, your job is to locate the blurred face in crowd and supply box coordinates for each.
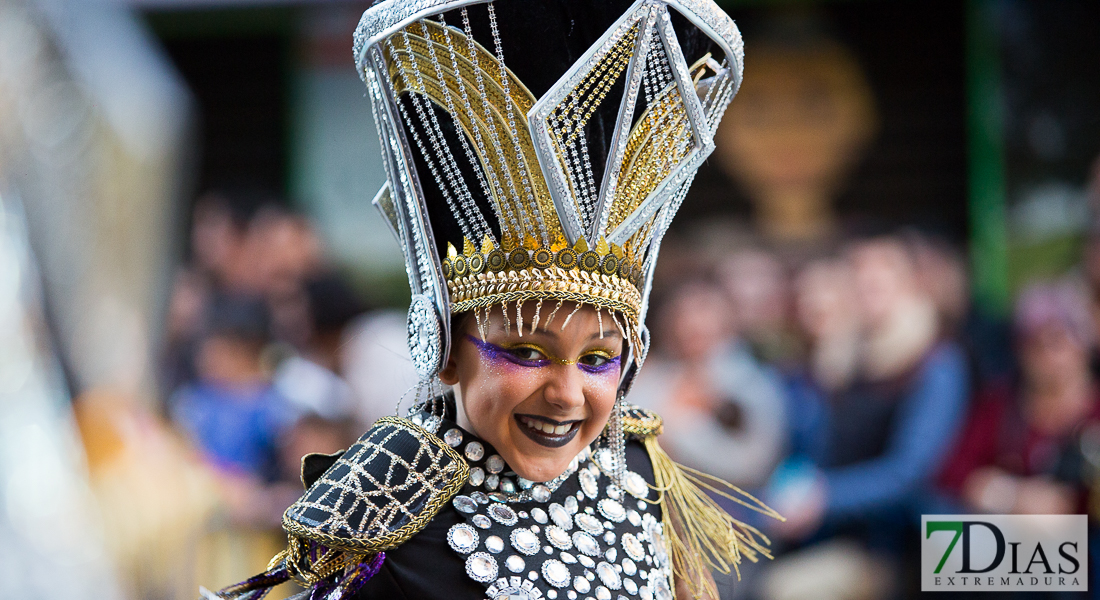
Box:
[795,258,858,342]
[912,241,969,327]
[1020,324,1089,390]
[849,238,917,330]
[660,282,734,360]
[719,250,787,338]
[242,209,322,296]
[195,333,268,385]
[440,303,623,482]
[191,198,243,280]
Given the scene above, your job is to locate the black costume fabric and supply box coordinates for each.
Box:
[354,398,666,600]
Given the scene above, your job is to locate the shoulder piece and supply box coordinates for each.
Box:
[621,402,664,439]
[300,450,345,489]
[283,416,470,553]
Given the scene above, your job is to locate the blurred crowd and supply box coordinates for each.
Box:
[155,188,417,597]
[158,180,1100,600]
[631,211,1100,598]
[161,184,1100,600]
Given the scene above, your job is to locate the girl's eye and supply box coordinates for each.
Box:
[508,346,546,362]
[579,353,611,367]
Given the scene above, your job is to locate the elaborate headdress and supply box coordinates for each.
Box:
[358,0,744,381]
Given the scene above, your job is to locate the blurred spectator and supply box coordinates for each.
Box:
[630,279,787,491]
[273,274,365,423]
[342,308,422,430]
[170,293,298,525]
[793,256,860,392]
[717,248,801,368]
[907,231,1014,388]
[939,279,1099,517]
[766,234,968,600]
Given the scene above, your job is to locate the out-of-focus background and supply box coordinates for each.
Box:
[0,0,1098,598]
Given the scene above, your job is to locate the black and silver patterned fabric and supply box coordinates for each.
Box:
[428,408,673,600]
[283,416,470,553]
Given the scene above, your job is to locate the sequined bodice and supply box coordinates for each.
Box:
[412,409,675,600]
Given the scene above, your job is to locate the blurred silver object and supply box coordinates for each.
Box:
[0,0,195,598]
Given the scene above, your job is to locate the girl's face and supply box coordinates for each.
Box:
[439,303,624,482]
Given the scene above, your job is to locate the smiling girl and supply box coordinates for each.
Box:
[205,1,777,599]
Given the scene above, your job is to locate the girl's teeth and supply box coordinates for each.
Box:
[522,417,573,436]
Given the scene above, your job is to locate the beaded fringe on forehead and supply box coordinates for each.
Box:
[463,300,640,366]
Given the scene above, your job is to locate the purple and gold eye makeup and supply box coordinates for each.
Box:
[464,335,621,375]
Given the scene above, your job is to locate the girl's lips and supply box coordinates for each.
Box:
[515,414,582,448]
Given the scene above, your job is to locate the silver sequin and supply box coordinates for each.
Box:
[652,572,672,600]
[453,495,477,513]
[541,559,570,588]
[532,485,551,502]
[531,507,549,524]
[466,552,498,583]
[573,575,591,594]
[596,562,621,590]
[486,535,505,554]
[564,496,578,514]
[511,528,540,555]
[489,503,519,526]
[473,514,492,529]
[506,555,526,574]
[549,504,572,530]
[624,471,649,499]
[469,467,486,486]
[465,442,485,461]
[447,523,478,554]
[486,474,500,490]
[486,454,505,474]
[621,558,637,576]
[546,525,573,550]
[575,513,603,535]
[471,491,489,504]
[443,428,463,447]
[623,579,638,594]
[500,478,517,494]
[598,499,626,523]
[572,531,600,557]
[560,552,577,564]
[579,469,599,498]
[622,533,644,561]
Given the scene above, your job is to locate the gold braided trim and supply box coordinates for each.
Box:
[282,538,368,586]
[621,404,664,438]
[282,417,469,554]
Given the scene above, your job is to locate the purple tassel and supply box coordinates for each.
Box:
[207,547,385,600]
[315,552,386,600]
[208,562,290,599]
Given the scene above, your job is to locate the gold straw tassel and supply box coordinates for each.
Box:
[642,436,783,600]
